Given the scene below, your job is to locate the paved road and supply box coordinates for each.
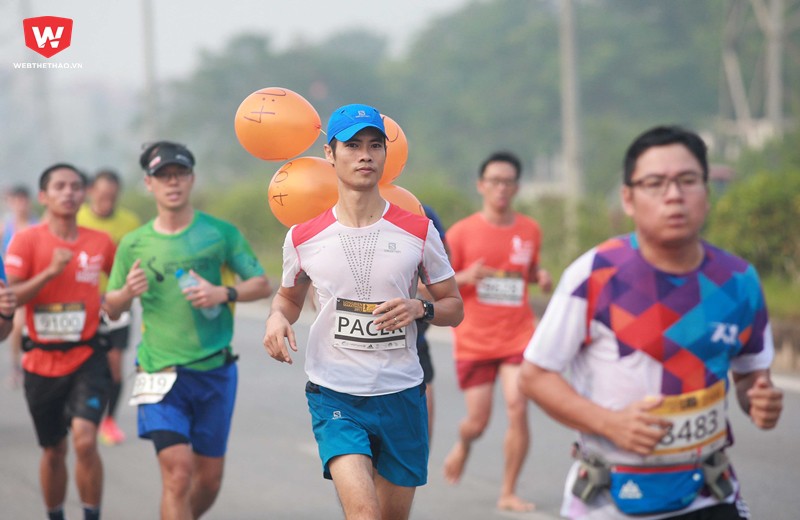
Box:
[1,301,798,519]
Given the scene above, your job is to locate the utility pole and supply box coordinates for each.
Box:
[142,0,160,138]
[21,0,61,159]
[559,0,582,261]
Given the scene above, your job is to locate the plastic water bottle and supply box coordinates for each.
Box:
[175,268,221,320]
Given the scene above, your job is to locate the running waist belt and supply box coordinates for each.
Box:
[21,334,110,353]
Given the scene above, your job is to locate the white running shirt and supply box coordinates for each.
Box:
[282,202,454,396]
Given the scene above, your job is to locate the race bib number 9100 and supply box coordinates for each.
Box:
[33,302,86,341]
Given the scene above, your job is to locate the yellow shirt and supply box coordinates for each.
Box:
[77,204,141,245]
[77,204,142,291]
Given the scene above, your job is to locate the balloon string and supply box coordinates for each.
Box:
[320,129,327,137]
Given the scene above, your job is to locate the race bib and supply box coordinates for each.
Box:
[477,273,525,306]
[128,369,177,406]
[32,302,86,341]
[648,380,727,464]
[333,298,406,351]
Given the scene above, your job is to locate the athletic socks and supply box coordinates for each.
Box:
[83,504,101,520]
[107,381,122,418]
[46,507,65,520]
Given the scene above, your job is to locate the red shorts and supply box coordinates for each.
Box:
[455,353,523,390]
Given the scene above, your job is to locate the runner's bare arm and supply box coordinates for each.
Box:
[183,271,272,308]
[519,361,671,456]
[0,280,15,340]
[6,247,72,305]
[263,278,310,364]
[733,370,783,429]
[373,276,463,330]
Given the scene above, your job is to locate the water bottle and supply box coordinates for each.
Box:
[175,268,221,320]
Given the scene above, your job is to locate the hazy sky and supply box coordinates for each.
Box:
[3,0,471,88]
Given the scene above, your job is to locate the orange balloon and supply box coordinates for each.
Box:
[235,87,321,161]
[268,157,338,227]
[380,115,408,185]
[379,184,424,216]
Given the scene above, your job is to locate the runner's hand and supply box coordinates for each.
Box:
[373,297,418,332]
[747,376,783,429]
[47,247,73,277]
[461,259,493,286]
[263,312,297,364]
[182,270,224,309]
[124,259,148,298]
[0,280,16,317]
[603,396,672,456]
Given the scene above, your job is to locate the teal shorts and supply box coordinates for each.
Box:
[305,381,428,487]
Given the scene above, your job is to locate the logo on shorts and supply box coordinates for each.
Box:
[23,16,73,58]
[332,410,342,420]
[86,396,101,410]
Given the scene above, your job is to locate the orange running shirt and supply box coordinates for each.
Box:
[5,223,116,376]
[446,213,542,361]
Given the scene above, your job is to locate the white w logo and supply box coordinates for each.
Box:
[711,323,739,345]
[32,26,64,49]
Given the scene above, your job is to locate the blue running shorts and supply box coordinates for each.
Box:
[137,362,237,457]
[306,381,429,487]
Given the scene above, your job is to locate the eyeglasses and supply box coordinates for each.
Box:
[627,172,705,197]
[152,169,193,182]
[481,177,518,188]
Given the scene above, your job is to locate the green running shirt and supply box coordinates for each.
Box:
[108,211,264,372]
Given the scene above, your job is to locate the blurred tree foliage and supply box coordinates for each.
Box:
[707,129,800,284]
[137,0,798,314]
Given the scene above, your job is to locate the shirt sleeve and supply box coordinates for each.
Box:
[420,221,455,286]
[523,249,595,372]
[107,236,132,292]
[225,226,265,280]
[280,227,303,288]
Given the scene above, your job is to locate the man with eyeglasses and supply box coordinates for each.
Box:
[519,126,783,519]
[443,150,551,513]
[103,141,272,519]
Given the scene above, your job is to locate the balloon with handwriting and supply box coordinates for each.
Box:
[235,87,321,161]
[268,157,339,227]
[379,114,408,185]
[379,184,424,216]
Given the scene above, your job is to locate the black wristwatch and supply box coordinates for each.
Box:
[226,286,238,303]
[418,299,434,322]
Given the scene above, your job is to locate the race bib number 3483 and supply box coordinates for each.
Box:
[649,380,727,464]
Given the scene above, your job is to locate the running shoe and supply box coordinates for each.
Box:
[99,417,126,445]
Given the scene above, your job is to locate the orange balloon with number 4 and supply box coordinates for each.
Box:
[235,87,321,161]
[268,157,338,227]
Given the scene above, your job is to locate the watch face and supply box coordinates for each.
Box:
[423,300,434,321]
[227,286,238,302]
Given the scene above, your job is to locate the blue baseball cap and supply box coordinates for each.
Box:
[326,103,386,144]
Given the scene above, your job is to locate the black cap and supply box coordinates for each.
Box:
[139,141,195,176]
